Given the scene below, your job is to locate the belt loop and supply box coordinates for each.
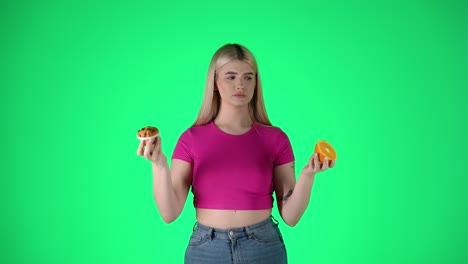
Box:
[209,228,215,240]
[246,227,254,239]
[192,222,198,231]
[271,215,279,226]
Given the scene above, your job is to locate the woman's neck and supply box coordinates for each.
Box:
[214,104,253,132]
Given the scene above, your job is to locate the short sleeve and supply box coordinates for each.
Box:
[274,131,295,166]
[172,129,194,164]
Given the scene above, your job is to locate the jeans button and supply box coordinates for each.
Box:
[229,231,234,236]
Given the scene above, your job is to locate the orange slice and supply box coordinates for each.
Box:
[314,140,337,165]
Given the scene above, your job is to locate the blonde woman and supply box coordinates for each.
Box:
[137,44,335,264]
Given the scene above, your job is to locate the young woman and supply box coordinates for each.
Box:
[137,43,335,264]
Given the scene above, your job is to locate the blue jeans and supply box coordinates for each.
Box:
[185,216,287,264]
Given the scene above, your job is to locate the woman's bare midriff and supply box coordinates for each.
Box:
[196,208,272,229]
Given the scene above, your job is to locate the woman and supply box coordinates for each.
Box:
[137,43,335,264]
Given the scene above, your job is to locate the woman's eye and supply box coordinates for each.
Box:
[227,76,235,80]
[245,76,252,80]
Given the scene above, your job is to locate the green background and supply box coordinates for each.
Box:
[1,0,467,263]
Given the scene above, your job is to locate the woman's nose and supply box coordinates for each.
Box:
[235,79,244,89]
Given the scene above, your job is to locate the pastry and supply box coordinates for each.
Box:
[137,126,159,142]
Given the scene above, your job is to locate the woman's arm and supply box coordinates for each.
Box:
[137,137,192,224]
[273,153,335,227]
[152,159,192,223]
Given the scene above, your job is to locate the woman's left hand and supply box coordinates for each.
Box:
[302,153,336,178]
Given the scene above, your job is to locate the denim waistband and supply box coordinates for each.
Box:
[192,216,279,239]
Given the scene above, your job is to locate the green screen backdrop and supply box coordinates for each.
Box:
[1,0,467,263]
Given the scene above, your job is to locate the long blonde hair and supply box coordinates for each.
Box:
[192,44,272,127]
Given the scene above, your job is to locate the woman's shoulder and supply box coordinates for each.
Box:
[190,121,212,131]
[254,123,288,138]
[179,121,212,137]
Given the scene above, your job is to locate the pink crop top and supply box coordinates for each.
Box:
[172,121,294,210]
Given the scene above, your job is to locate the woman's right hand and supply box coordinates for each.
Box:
[136,136,167,167]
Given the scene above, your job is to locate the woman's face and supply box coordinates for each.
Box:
[215,60,256,108]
